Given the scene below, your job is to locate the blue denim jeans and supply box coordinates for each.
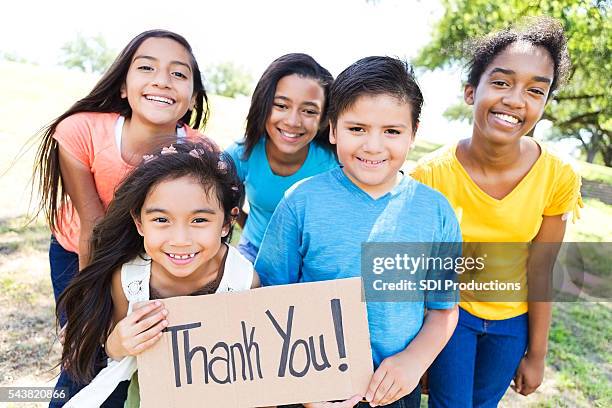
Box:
[428,308,528,408]
[237,236,259,264]
[49,235,78,324]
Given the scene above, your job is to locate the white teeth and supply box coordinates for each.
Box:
[494,113,519,124]
[280,129,301,138]
[359,158,385,165]
[146,95,174,105]
[168,253,196,260]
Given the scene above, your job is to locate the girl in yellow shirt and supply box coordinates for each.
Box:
[412,16,581,408]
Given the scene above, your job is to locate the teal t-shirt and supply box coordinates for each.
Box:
[225,138,337,249]
[255,167,461,367]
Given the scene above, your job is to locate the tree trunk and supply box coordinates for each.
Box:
[603,146,612,167]
[586,148,597,163]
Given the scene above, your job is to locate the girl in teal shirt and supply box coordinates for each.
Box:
[225,53,338,262]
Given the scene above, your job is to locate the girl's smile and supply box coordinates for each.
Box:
[144,94,176,106]
[265,74,325,161]
[122,37,195,132]
[165,251,199,265]
[465,42,553,145]
[134,175,229,283]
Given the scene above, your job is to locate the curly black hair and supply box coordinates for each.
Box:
[466,16,571,98]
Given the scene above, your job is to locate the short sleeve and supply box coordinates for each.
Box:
[254,197,303,286]
[52,114,95,167]
[410,162,433,186]
[426,199,462,309]
[224,142,247,182]
[543,163,583,221]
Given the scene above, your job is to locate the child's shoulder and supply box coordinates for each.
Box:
[53,112,120,145]
[310,142,338,162]
[225,139,245,156]
[413,143,458,173]
[405,176,456,212]
[410,143,460,188]
[58,111,119,128]
[285,168,339,197]
[537,139,581,178]
[224,138,264,162]
[184,129,218,151]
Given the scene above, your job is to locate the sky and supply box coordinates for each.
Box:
[2,0,474,142]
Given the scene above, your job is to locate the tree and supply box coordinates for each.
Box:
[204,62,253,98]
[60,33,115,74]
[0,51,31,64]
[415,0,611,166]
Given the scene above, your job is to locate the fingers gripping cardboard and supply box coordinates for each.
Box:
[137,278,372,407]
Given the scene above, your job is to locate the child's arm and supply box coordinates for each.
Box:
[57,146,105,269]
[254,198,302,285]
[251,270,261,288]
[365,307,458,406]
[365,202,461,406]
[104,269,168,360]
[512,214,566,396]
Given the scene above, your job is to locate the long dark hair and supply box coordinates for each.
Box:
[34,29,210,232]
[57,141,243,382]
[242,53,334,159]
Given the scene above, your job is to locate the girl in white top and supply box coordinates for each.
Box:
[55,141,258,407]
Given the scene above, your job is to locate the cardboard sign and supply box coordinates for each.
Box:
[137,277,373,407]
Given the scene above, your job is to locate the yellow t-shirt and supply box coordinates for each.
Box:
[411,140,582,320]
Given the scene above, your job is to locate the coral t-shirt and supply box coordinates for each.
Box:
[52,111,214,253]
[411,140,582,320]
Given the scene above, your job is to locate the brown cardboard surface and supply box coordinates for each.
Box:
[138,277,372,407]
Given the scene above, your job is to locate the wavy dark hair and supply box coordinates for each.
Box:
[34,29,210,232]
[466,16,571,99]
[328,56,424,132]
[242,53,334,159]
[57,141,243,382]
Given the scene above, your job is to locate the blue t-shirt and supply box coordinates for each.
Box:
[255,167,461,367]
[225,138,337,249]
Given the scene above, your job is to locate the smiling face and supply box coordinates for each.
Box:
[330,94,415,198]
[121,37,196,132]
[465,41,554,145]
[133,176,228,281]
[264,74,325,160]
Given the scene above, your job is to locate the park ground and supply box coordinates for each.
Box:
[0,61,610,407]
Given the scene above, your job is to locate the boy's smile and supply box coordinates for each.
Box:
[330,94,415,198]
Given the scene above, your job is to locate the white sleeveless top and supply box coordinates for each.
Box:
[64,245,254,408]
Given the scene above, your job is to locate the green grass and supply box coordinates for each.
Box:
[566,198,612,242]
[407,140,442,161]
[548,301,612,407]
[1,60,611,406]
[579,162,612,184]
